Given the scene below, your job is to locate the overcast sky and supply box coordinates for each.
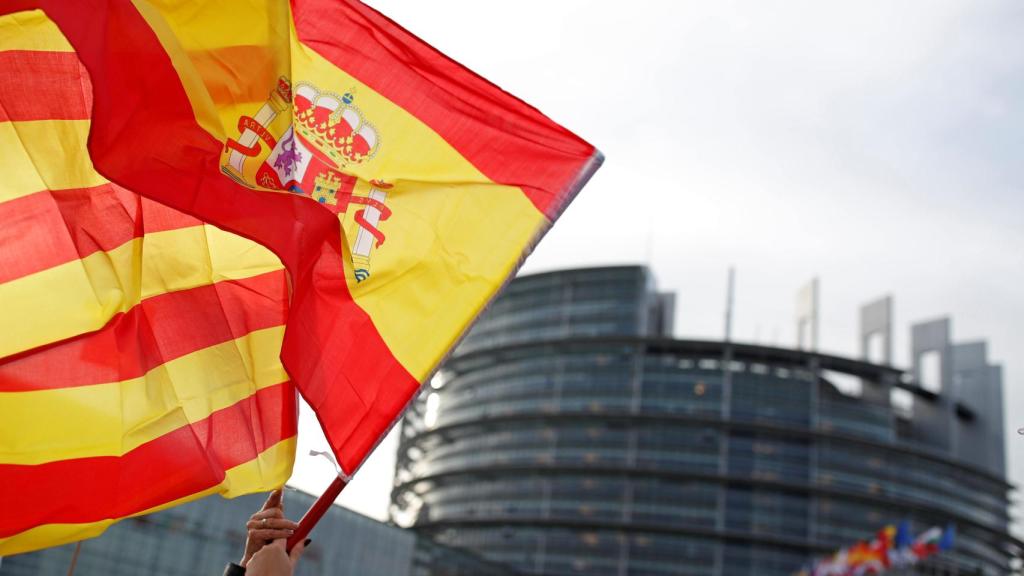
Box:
[288,0,1024,523]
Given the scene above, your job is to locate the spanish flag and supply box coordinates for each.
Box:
[0,0,600,556]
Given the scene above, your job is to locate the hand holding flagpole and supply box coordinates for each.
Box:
[287,477,346,551]
[286,450,348,551]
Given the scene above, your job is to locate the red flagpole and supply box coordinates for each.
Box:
[287,476,347,551]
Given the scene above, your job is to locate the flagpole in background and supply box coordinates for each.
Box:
[65,542,81,576]
[286,476,347,550]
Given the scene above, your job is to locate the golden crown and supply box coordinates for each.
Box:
[293,83,380,167]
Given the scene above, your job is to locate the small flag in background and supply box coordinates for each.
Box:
[799,521,957,575]
[0,0,600,555]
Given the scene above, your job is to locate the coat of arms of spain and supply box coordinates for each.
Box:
[221,76,390,283]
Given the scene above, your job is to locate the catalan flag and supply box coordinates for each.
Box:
[0,11,298,555]
[0,0,600,556]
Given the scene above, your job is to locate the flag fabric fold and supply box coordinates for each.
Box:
[0,0,600,555]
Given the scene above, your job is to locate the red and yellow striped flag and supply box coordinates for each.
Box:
[0,0,600,554]
[0,10,298,554]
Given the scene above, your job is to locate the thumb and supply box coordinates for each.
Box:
[289,539,309,565]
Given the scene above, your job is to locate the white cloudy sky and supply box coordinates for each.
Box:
[288,0,1024,523]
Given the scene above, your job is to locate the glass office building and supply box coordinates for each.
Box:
[391,266,1019,575]
[1,489,519,576]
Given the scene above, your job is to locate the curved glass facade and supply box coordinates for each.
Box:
[392,267,1018,576]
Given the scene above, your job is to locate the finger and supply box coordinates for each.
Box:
[248,529,296,541]
[246,518,300,531]
[260,489,283,512]
[269,538,287,550]
[249,508,285,521]
[289,539,308,565]
[246,518,299,530]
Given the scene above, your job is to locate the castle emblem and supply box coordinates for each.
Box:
[221,76,390,282]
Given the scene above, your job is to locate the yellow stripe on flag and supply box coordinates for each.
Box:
[141,0,290,52]
[339,179,546,381]
[0,10,73,52]
[0,120,106,203]
[0,326,286,466]
[132,0,291,141]
[0,437,296,556]
[0,224,283,358]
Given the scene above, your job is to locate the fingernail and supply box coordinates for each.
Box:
[304,538,312,547]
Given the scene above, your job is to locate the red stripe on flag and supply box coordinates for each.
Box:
[0,184,202,283]
[0,50,92,122]
[0,382,296,538]
[283,239,421,474]
[291,0,599,219]
[0,270,288,392]
[135,196,206,233]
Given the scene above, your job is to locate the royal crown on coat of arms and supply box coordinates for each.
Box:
[220,76,390,283]
[292,84,379,168]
